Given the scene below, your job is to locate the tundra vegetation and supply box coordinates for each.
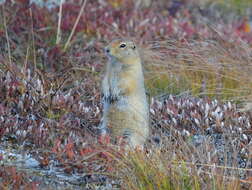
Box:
[0,0,252,189]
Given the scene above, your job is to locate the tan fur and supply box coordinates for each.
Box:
[100,39,149,148]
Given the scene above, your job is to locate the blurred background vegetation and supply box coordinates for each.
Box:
[0,0,252,189]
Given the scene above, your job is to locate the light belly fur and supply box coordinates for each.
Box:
[106,95,149,147]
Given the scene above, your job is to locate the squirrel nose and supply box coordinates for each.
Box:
[105,47,110,54]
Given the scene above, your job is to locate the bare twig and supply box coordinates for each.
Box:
[63,0,88,51]
[56,0,63,45]
[29,8,37,72]
[2,5,12,66]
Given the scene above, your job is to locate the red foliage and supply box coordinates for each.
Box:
[0,166,40,189]
[52,139,62,154]
[79,147,94,156]
[98,134,111,145]
[65,138,75,160]
[0,166,24,189]
[2,0,252,46]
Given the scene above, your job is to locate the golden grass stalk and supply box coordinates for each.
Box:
[29,8,37,72]
[63,0,88,52]
[56,0,63,45]
[2,5,12,66]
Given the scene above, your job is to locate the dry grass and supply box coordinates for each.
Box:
[113,131,252,190]
[140,36,252,102]
[0,0,252,189]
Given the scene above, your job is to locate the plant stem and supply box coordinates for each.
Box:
[63,0,88,52]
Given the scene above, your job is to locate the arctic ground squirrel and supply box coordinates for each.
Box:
[100,39,149,149]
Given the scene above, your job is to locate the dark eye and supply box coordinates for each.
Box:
[132,45,136,50]
[119,43,126,48]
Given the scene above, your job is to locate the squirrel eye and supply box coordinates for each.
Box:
[132,45,136,50]
[119,43,126,48]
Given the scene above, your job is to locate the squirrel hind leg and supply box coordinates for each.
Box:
[120,133,145,151]
[128,133,146,150]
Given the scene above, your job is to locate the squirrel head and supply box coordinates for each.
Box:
[105,40,141,65]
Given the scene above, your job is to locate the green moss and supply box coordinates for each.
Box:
[46,109,65,120]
